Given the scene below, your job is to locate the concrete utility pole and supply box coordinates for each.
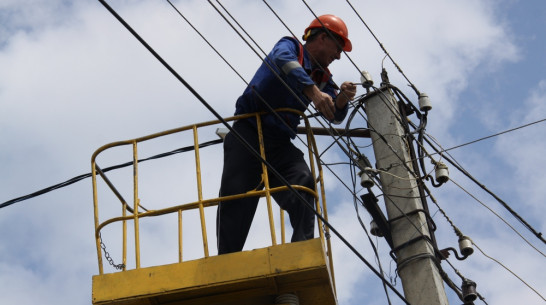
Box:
[365,86,449,305]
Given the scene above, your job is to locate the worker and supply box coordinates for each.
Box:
[217,14,357,254]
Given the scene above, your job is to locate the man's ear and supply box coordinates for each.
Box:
[319,32,328,41]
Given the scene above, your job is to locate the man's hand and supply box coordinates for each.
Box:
[336,81,357,109]
[304,85,335,120]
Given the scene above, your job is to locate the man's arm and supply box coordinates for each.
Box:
[303,81,356,121]
[303,84,336,120]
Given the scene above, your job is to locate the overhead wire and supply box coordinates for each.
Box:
[473,241,546,302]
[0,139,222,209]
[429,117,546,156]
[165,0,247,84]
[449,178,545,258]
[423,182,546,302]
[419,125,546,245]
[344,0,421,96]
[0,5,536,305]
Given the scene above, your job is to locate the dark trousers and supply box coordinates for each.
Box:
[216,119,316,254]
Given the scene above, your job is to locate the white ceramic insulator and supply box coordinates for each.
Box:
[419,92,432,111]
[360,70,374,89]
[435,162,449,183]
[359,171,374,188]
[459,236,474,256]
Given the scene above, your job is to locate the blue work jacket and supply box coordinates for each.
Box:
[234,36,348,139]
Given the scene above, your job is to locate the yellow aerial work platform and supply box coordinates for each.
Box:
[92,239,335,305]
[91,111,337,305]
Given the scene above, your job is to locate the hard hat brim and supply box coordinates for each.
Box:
[342,38,352,52]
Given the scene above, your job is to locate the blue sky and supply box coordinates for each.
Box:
[0,0,544,304]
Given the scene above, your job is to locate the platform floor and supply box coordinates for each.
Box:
[92,238,337,305]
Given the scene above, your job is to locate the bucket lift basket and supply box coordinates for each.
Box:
[91,110,337,305]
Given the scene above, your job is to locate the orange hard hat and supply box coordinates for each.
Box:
[303,14,352,52]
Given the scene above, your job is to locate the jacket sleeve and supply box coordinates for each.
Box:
[332,101,349,124]
[268,37,314,93]
[268,37,349,124]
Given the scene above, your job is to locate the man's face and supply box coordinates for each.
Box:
[316,32,343,68]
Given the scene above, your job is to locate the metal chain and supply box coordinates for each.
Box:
[98,232,125,270]
[316,197,331,240]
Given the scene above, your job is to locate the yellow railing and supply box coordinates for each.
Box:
[91,109,334,282]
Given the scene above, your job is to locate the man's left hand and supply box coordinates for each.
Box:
[336,81,357,108]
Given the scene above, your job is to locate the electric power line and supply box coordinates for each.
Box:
[344,0,421,96]
[431,118,546,155]
[405,115,546,245]
[475,240,546,302]
[0,139,222,209]
[423,130,546,245]
[449,178,545,258]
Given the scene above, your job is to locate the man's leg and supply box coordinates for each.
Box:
[268,141,316,242]
[217,120,263,254]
